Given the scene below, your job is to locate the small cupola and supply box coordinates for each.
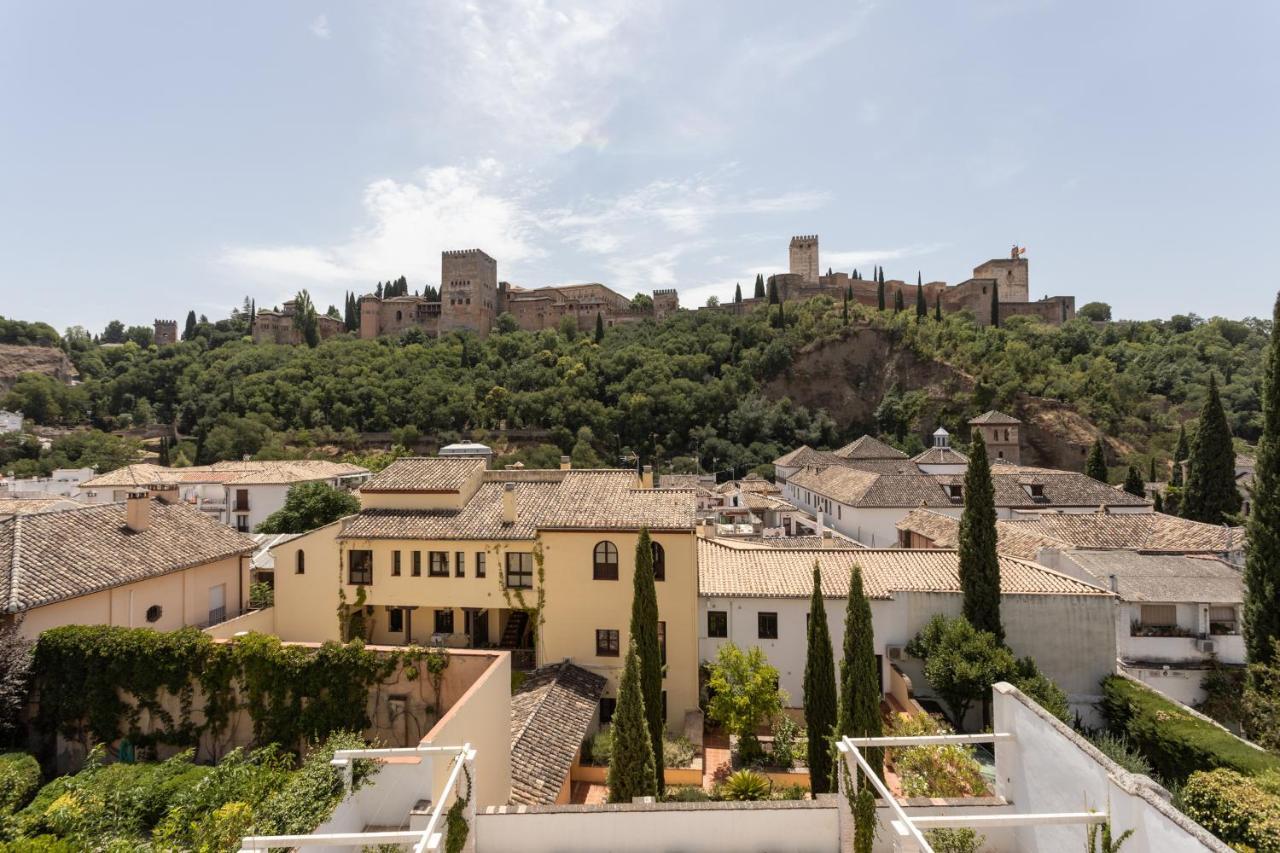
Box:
[933,428,950,448]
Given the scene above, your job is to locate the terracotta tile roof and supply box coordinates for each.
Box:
[0,500,254,613]
[969,410,1022,425]
[912,446,970,465]
[720,534,864,550]
[1001,511,1243,554]
[697,538,1108,600]
[739,491,796,512]
[82,460,369,488]
[360,457,485,492]
[896,508,1056,560]
[0,498,81,518]
[341,480,560,540]
[538,471,698,530]
[510,662,606,806]
[833,435,909,460]
[772,445,845,469]
[657,474,714,491]
[1056,551,1243,604]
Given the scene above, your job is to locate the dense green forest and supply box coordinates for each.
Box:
[0,295,1269,478]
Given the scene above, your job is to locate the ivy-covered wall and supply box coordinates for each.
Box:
[29,626,455,769]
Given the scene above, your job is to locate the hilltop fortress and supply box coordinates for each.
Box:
[243,235,1074,345]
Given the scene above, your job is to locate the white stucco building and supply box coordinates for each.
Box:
[0,409,23,434]
[1,466,94,499]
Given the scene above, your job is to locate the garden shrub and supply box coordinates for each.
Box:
[253,731,378,838]
[768,715,801,770]
[152,746,293,849]
[662,786,710,802]
[1101,676,1280,783]
[888,713,987,798]
[926,828,984,852]
[1181,768,1280,851]
[719,769,771,801]
[585,727,612,766]
[1087,731,1154,780]
[0,753,41,814]
[662,734,697,769]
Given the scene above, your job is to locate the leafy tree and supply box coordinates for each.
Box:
[989,282,1000,328]
[255,481,360,533]
[1123,465,1146,498]
[1245,293,1280,665]
[630,528,664,791]
[607,640,657,803]
[907,616,1009,728]
[802,562,837,793]
[1171,424,1189,486]
[959,432,1003,643]
[183,311,198,341]
[595,312,605,344]
[1182,373,1242,524]
[0,619,32,741]
[101,320,126,344]
[292,290,320,348]
[706,643,784,757]
[837,564,882,779]
[1079,302,1113,322]
[1086,438,1109,483]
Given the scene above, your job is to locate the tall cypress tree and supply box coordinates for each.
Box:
[876,268,885,311]
[607,639,658,803]
[838,565,882,780]
[1123,465,1146,498]
[1086,438,1109,483]
[182,310,197,341]
[990,281,1000,327]
[630,528,663,790]
[934,292,942,322]
[754,273,765,299]
[157,436,170,466]
[1149,458,1158,484]
[1245,292,1280,664]
[915,273,926,320]
[1182,374,1242,524]
[959,431,1004,644]
[803,562,837,793]
[1171,424,1189,486]
[893,289,904,313]
[734,282,742,303]
[768,279,779,305]
[595,311,605,343]
[842,293,849,326]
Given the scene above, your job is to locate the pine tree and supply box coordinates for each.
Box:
[1086,438,1108,483]
[182,311,197,341]
[838,564,883,780]
[734,282,742,303]
[876,268,885,311]
[934,292,942,322]
[1123,465,1146,498]
[754,273,765,299]
[959,431,1004,644]
[803,562,837,793]
[1183,374,1242,524]
[595,311,605,343]
[631,528,663,791]
[1171,424,1189,487]
[990,281,1000,327]
[607,639,658,803]
[915,273,926,320]
[1245,292,1280,664]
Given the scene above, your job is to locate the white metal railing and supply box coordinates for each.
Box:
[236,742,474,853]
[837,732,1109,852]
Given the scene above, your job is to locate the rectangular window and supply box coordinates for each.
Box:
[596,629,620,657]
[455,551,465,577]
[1140,604,1177,627]
[599,698,617,726]
[1209,605,1236,623]
[758,611,778,640]
[707,611,727,638]
[235,515,249,533]
[506,552,533,589]
[658,621,666,666]
[476,552,486,578]
[429,551,449,577]
[435,609,455,634]
[348,550,373,585]
[412,551,421,577]
[235,488,250,512]
[392,550,402,577]
[389,608,404,632]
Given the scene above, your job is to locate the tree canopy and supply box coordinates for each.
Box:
[255,481,361,533]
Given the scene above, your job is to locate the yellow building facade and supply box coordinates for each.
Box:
[271,458,698,732]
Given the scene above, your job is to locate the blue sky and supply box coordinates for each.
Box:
[1,1,1276,333]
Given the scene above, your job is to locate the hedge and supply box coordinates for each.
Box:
[0,753,41,814]
[1100,675,1280,783]
[1181,768,1280,851]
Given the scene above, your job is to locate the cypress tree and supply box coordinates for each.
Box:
[852,268,860,280]
[595,311,605,343]
[1171,424,1189,486]
[959,431,1004,644]
[876,268,885,311]
[1123,465,1146,498]
[842,294,849,326]
[1154,491,1165,512]
[990,281,1000,327]
[934,292,942,322]
[248,299,256,334]
[158,436,170,466]
[1182,373,1242,524]
[182,310,197,341]
[1086,438,1108,483]
[630,528,663,790]
[375,282,383,299]
[734,282,742,303]
[607,639,658,803]
[777,300,785,327]
[1245,292,1280,664]
[754,273,765,299]
[915,273,926,320]
[838,565,883,780]
[803,562,837,793]
[893,289,904,313]
[1149,458,1158,484]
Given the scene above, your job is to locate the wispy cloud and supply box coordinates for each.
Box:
[309,14,331,39]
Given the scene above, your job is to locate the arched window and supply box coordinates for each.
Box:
[296,551,306,574]
[593,541,619,580]
[396,310,403,321]
[651,541,665,581]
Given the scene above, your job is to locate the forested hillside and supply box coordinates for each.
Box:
[0,298,1269,479]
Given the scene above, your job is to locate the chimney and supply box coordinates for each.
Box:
[560,455,572,471]
[501,482,517,525]
[125,491,151,533]
[701,518,718,538]
[816,510,825,543]
[641,465,654,489]
[150,484,179,505]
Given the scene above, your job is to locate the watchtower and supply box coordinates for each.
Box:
[154,319,178,346]
[440,248,498,336]
[789,235,819,283]
[969,410,1022,463]
[651,289,679,320]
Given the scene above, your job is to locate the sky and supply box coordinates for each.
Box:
[1,1,1277,333]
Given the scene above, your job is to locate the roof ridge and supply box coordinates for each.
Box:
[5,515,21,614]
[511,663,565,751]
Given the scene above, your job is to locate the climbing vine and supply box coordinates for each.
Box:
[496,536,547,649]
[444,760,473,853]
[30,625,448,758]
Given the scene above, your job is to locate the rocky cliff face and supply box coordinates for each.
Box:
[0,344,78,392]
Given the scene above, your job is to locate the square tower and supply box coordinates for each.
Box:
[789,235,819,282]
[440,249,498,336]
[153,319,178,346]
[969,410,1022,464]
